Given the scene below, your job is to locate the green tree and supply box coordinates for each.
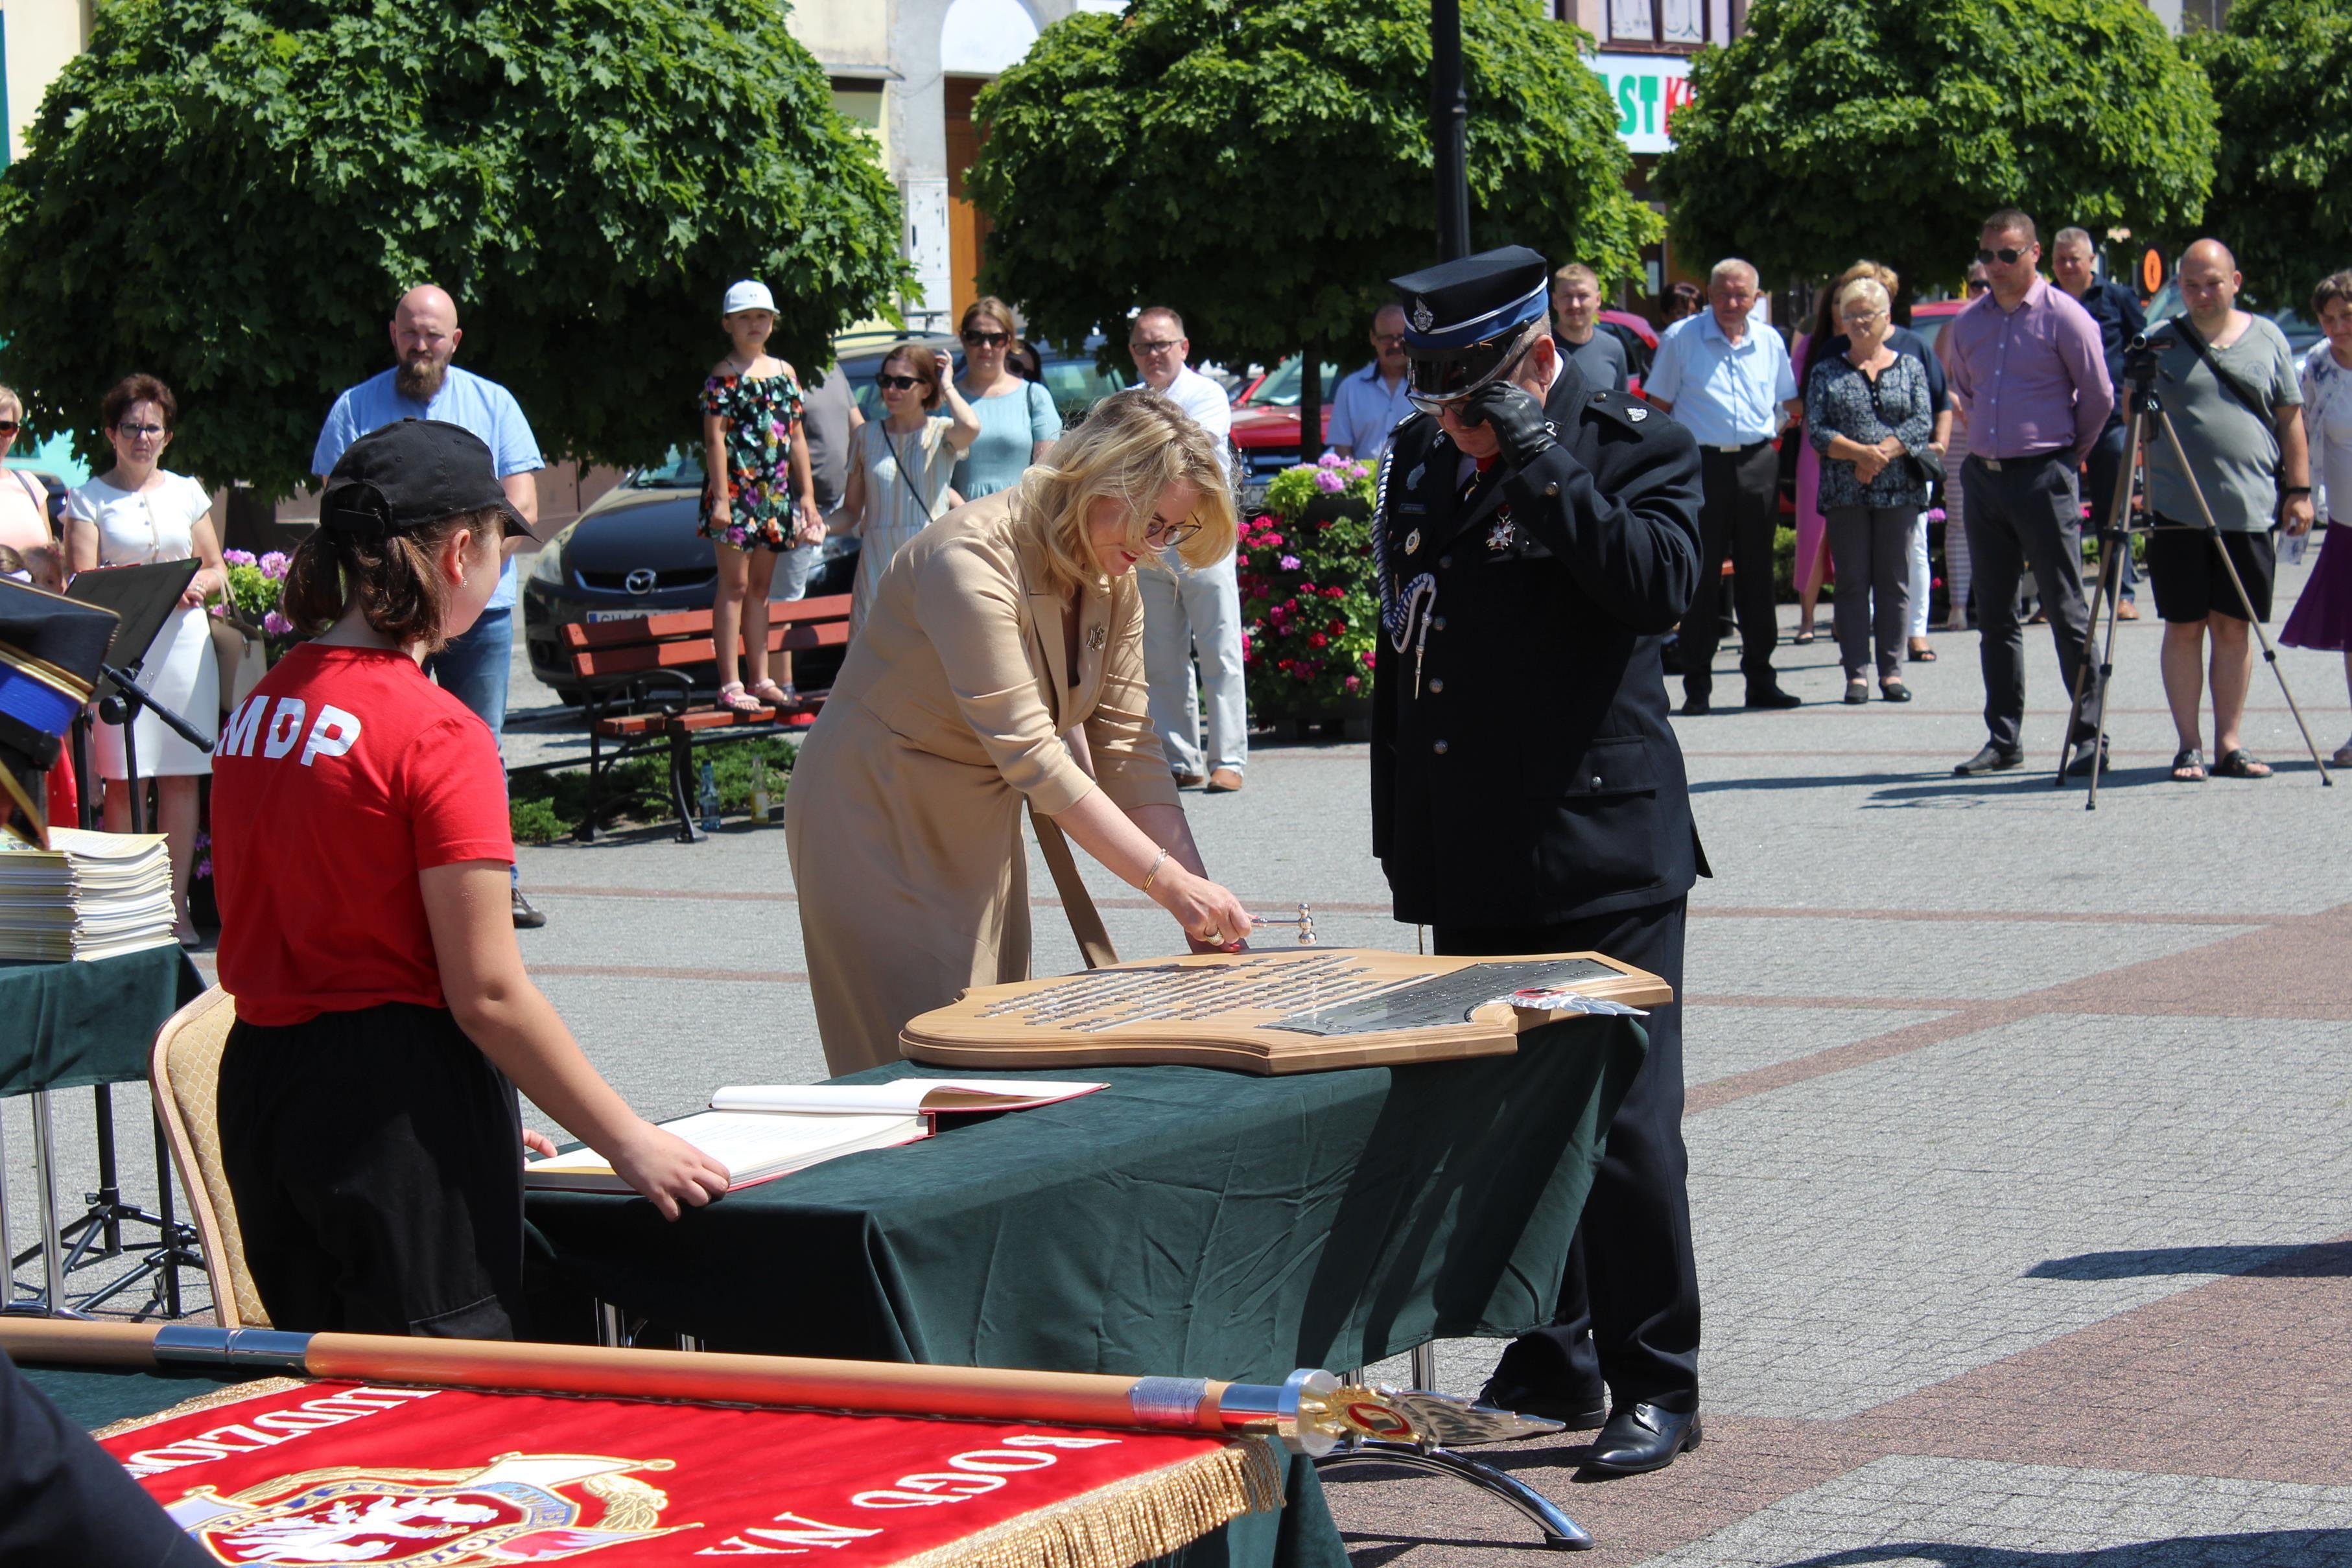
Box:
[1654,0,2215,303]
[0,0,908,498]
[968,0,1660,447]
[2188,0,2352,310]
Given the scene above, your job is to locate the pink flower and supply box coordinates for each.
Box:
[1308,633,1327,649]
[1318,452,1345,468]
[1324,585,1345,599]
[1313,469,1345,493]
[1279,555,1300,571]
[1344,675,1361,693]
[1361,649,1376,667]
[1261,533,1284,548]
[262,610,294,638]
[223,548,257,567]
[259,551,290,578]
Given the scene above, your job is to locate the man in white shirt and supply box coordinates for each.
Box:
[1328,304,1415,463]
[1129,307,1247,791]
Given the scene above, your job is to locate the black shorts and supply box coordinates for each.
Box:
[218,1001,526,1337]
[2144,521,2276,624]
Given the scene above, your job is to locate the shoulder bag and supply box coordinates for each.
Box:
[2168,314,2286,516]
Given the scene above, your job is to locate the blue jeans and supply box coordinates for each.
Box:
[427,605,517,885]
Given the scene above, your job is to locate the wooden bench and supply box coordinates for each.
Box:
[539,596,851,843]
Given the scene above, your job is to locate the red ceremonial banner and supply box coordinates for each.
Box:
[100,1378,1278,1567]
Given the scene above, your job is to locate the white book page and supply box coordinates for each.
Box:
[527,1110,924,1186]
[709,1079,1109,1116]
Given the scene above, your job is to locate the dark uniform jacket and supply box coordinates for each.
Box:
[1371,356,1709,928]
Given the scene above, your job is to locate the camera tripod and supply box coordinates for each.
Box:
[2058,357,2333,808]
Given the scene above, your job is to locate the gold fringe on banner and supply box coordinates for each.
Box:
[892,1436,1285,1568]
[93,1376,311,1440]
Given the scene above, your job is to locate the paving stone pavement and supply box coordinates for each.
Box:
[10,545,2351,1564]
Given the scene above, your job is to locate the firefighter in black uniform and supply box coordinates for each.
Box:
[1372,246,1709,1475]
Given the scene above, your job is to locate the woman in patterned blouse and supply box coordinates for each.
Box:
[1805,276,1935,705]
[701,280,823,713]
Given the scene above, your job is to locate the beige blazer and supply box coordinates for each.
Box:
[784,491,1177,1073]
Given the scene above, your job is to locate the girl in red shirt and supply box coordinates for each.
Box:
[210,420,727,1337]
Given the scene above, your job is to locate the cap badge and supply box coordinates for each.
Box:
[1628,405,1649,422]
[1411,298,1435,333]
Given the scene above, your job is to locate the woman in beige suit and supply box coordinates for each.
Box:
[786,390,1254,1074]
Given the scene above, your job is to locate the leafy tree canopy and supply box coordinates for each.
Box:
[2187,0,2352,310]
[0,0,908,498]
[1654,0,2215,300]
[968,0,1661,377]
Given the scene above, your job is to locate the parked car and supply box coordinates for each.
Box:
[523,334,1129,705]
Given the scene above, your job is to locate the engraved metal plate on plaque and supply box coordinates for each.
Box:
[1265,959,1619,1037]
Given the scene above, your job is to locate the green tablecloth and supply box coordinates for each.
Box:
[0,947,205,1098]
[528,1020,1645,1381]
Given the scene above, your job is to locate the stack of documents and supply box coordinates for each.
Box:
[0,827,178,961]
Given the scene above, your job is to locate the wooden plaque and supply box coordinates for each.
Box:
[899,947,1673,1075]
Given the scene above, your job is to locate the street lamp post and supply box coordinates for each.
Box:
[1431,0,1470,261]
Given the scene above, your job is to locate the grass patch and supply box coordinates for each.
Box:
[509,737,798,843]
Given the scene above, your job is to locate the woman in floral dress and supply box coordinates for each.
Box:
[701,280,821,712]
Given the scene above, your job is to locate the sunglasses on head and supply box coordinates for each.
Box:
[962,329,1010,347]
[1975,246,2029,266]
[875,373,923,392]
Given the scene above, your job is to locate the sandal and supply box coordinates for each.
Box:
[1879,680,1912,702]
[1793,628,1817,646]
[1908,642,1937,662]
[2170,748,2207,783]
[2214,747,2272,779]
[716,681,764,714]
[748,678,794,709]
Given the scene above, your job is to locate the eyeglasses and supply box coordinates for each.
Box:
[0,421,19,436]
[1142,517,1203,549]
[1840,309,1885,325]
[1129,338,1182,355]
[117,423,166,438]
[1975,246,2028,266]
[875,373,923,392]
[1370,333,1407,347]
[1964,280,1992,295]
[962,330,1010,347]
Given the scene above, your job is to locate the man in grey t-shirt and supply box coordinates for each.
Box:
[1551,263,1629,392]
[2141,239,2317,780]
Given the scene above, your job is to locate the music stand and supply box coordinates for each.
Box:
[15,560,213,1317]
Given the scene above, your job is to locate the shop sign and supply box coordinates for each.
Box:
[1589,54,1692,154]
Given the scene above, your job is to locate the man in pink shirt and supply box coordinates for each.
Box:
[1938,209,2115,777]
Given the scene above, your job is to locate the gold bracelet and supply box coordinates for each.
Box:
[1140,847,1171,893]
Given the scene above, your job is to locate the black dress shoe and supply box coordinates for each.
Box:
[1680,690,1711,716]
[1953,743,2023,776]
[1474,1375,1608,1431]
[1745,683,1803,709]
[2065,737,2110,778]
[1582,1402,1701,1477]
[512,887,548,930]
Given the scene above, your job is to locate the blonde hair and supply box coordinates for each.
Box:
[1835,276,1892,319]
[1016,389,1235,592]
[0,384,20,421]
[960,296,1018,338]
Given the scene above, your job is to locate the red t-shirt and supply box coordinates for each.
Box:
[211,644,513,1026]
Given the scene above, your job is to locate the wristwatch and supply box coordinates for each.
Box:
[2283,486,2312,497]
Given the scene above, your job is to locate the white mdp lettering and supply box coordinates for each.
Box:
[261,697,307,759]
[694,1513,883,1555]
[220,693,270,758]
[299,704,361,766]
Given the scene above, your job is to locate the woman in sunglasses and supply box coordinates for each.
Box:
[0,386,61,590]
[950,297,1062,502]
[63,373,225,944]
[836,343,980,635]
[786,389,1253,1075]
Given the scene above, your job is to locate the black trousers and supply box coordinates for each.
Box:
[218,1001,527,1338]
[1682,442,1782,696]
[1435,897,1698,1410]
[1,1350,214,1567]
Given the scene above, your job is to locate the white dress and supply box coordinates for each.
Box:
[849,418,956,637]
[67,473,219,778]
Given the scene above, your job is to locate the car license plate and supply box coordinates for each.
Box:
[585,608,657,623]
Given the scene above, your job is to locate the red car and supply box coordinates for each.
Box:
[1228,310,1662,502]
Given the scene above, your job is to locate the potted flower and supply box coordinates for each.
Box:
[208,550,298,712]
[1237,454,1378,736]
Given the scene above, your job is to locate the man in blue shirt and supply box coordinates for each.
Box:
[1643,259,1804,713]
[313,284,548,927]
[2052,228,2148,616]
[1326,303,1415,464]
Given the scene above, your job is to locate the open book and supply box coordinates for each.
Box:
[523,1079,1108,1195]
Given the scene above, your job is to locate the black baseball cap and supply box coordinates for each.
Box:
[320,419,540,544]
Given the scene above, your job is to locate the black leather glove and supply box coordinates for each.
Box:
[1462,380,1555,469]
